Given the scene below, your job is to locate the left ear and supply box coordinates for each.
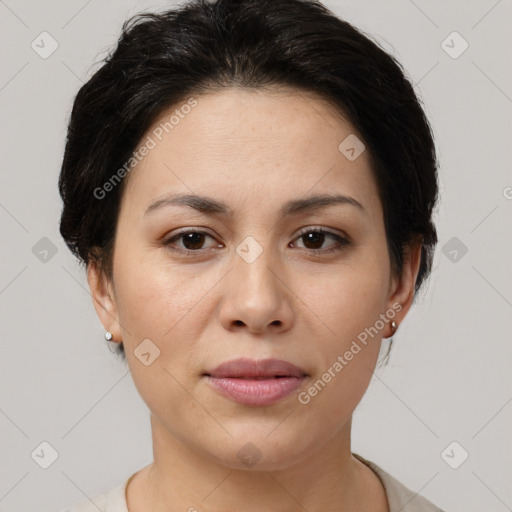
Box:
[384,238,423,338]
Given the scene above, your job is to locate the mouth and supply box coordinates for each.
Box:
[204,357,308,379]
[203,358,308,406]
[217,375,291,380]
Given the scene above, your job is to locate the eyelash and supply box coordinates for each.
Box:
[162,227,350,257]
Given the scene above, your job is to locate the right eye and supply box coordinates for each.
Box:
[163,229,223,255]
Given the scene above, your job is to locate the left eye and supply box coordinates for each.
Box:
[290,228,349,253]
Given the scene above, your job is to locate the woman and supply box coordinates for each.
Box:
[60,0,444,510]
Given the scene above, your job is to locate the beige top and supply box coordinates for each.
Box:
[64,453,446,512]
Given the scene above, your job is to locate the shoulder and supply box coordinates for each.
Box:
[62,477,130,512]
[353,453,447,512]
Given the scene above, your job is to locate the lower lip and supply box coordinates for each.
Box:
[204,376,306,406]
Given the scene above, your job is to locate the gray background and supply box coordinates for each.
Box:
[1,1,511,511]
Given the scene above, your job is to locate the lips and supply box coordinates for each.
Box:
[204,357,307,379]
[203,358,308,406]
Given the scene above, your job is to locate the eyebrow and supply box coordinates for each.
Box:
[144,192,365,217]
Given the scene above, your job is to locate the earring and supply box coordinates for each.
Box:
[105,331,113,341]
[390,321,398,334]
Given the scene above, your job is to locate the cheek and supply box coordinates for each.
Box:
[113,251,210,341]
[294,248,389,405]
[113,259,210,422]
[297,254,389,340]
[112,253,217,394]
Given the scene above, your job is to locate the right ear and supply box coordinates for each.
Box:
[87,260,122,343]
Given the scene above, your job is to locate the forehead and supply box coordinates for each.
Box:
[120,86,380,220]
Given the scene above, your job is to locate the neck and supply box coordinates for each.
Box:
[127,413,385,512]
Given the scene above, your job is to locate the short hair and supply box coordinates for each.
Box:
[59,0,439,361]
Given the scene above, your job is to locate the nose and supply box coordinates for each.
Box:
[218,241,294,335]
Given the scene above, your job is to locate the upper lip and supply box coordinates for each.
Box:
[204,358,308,378]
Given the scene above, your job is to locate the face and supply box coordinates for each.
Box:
[88,87,420,471]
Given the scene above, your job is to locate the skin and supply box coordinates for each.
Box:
[87,86,421,512]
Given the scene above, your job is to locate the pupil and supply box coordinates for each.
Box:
[183,232,204,250]
[304,232,324,249]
